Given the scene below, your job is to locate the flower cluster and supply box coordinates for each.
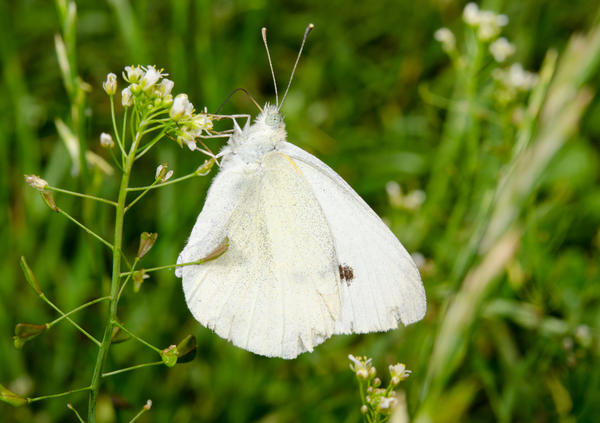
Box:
[463,2,508,41]
[492,63,539,104]
[116,65,173,109]
[433,3,537,108]
[101,66,216,153]
[169,94,214,151]
[386,181,425,211]
[349,355,411,421]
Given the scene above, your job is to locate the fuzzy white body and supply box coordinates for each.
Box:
[177,105,426,359]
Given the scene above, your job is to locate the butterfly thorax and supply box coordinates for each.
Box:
[221,104,287,166]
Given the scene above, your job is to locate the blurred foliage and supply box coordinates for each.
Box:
[1,0,600,422]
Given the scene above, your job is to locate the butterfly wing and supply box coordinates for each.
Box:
[178,152,341,358]
[278,142,426,334]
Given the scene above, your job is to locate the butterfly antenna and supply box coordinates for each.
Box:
[262,27,279,107]
[279,23,314,110]
[216,87,263,114]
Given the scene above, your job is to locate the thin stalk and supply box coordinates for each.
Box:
[116,258,139,303]
[48,296,111,328]
[112,321,162,354]
[68,404,86,423]
[126,171,198,191]
[48,185,117,206]
[87,125,143,423]
[102,361,163,378]
[109,95,126,159]
[128,401,152,423]
[124,181,159,212]
[135,129,168,159]
[40,293,101,346]
[57,207,114,250]
[28,386,91,403]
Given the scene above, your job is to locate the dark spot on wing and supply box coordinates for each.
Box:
[338,264,354,286]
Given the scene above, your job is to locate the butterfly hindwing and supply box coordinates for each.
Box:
[278,142,427,334]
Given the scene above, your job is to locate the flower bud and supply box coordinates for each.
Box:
[102,73,117,95]
[372,377,381,387]
[137,232,158,259]
[360,405,368,414]
[24,174,48,191]
[121,87,133,107]
[158,78,174,96]
[144,400,152,410]
[170,94,193,120]
[100,132,114,149]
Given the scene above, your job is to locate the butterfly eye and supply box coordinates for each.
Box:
[265,113,282,127]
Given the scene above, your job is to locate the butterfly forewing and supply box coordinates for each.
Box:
[180,151,341,358]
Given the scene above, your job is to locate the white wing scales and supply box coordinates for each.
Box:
[179,152,341,358]
[277,142,427,334]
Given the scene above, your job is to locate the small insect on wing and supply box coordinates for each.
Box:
[278,142,427,334]
[179,151,341,359]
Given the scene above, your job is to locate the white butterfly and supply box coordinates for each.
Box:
[176,25,426,359]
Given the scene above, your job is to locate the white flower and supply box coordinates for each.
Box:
[140,65,163,90]
[463,3,480,26]
[434,28,456,53]
[102,73,117,95]
[158,78,174,96]
[191,113,214,133]
[155,162,174,182]
[178,130,197,151]
[497,63,538,90]
[348,354,373,380]
[463,3,508,41]
[170,94,193,120]
[121,87,133,106]
[123,65,144,83]
[389,363,411,383]
[100,132,114,148]
[144,400,152,411]
[24,174,48,191]
[489,37,515,62]
[477,11,508,41]
[378,396,398,411]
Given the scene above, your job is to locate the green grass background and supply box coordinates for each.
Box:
[1,0,600,421]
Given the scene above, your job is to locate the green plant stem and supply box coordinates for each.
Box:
[68,403,86,423]
[126,171,199,191]
[128,402,151,423]
[57,207,113,250]
[116,258,139,303]
[102,361,163,377]
[119,258,206,276]
[48,186,117,206]
[27,386,91,403]
[124,180,159,212]
[87,126,143,423]
[48,296,111,328]
[110,94,126,158]
[112,321,162,354]
[40,293,101,346]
